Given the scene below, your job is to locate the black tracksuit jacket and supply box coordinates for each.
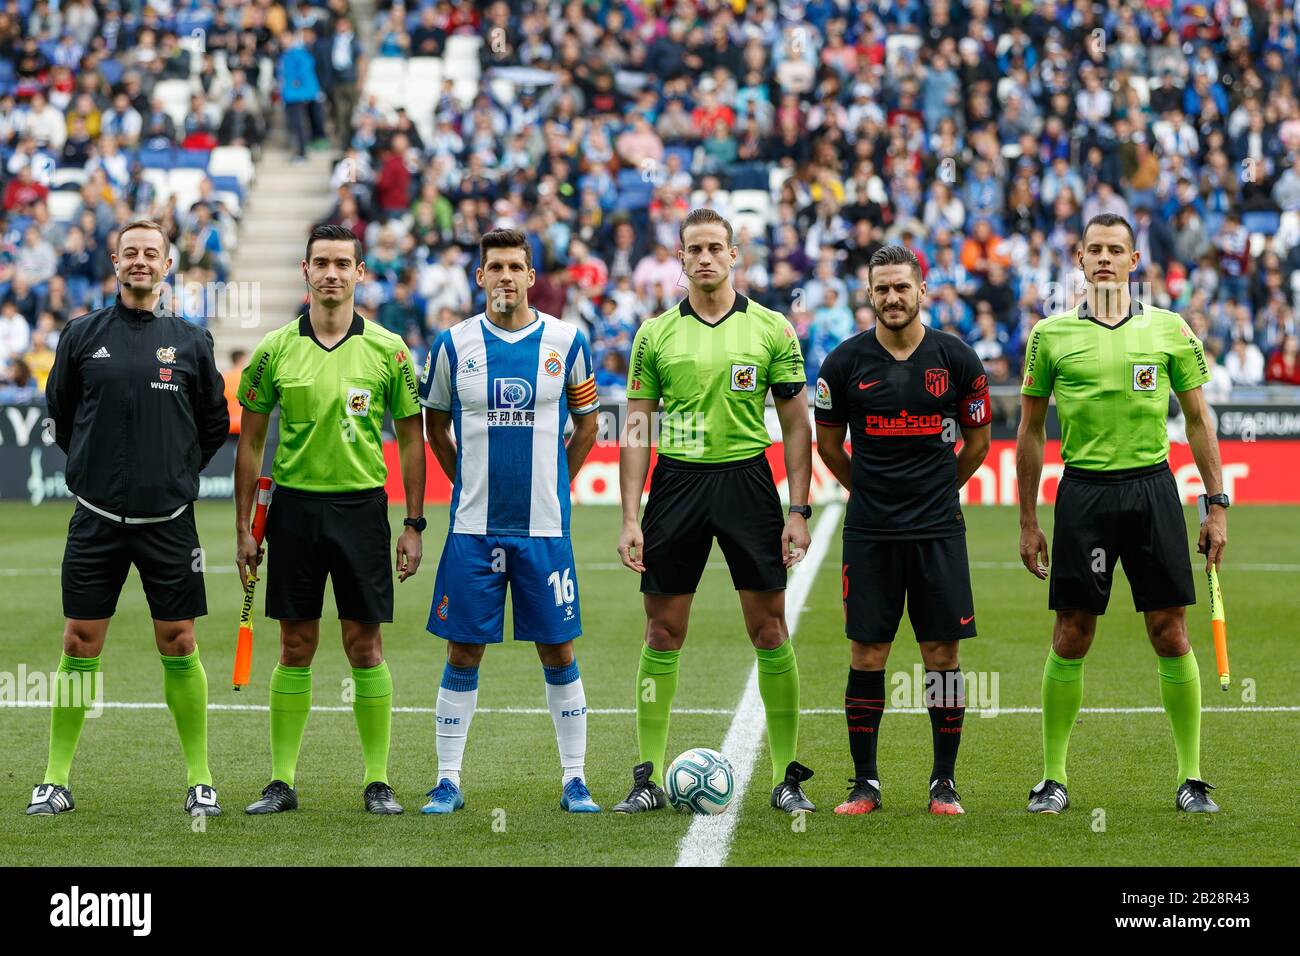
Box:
[45,300,230,518]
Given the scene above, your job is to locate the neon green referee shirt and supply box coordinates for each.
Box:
[626,293,805,462]
[239,314,421,491]
[1021,300,1210,471]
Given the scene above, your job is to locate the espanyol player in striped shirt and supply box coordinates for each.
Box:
[418,229,601,814]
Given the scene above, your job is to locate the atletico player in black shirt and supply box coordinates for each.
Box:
[815,245,991,816]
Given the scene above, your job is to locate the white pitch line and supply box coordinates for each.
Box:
[2,700,1294,715]
[675,503,844,869]
[5,562,1300,577]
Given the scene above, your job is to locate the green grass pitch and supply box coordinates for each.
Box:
[1,501,1296,866]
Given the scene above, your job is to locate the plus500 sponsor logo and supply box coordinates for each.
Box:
[863,412,944,436]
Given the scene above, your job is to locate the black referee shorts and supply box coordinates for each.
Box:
[62,503,207,621]
[640,453,786,595]
[264,486,393,623]
[1049,461,1196,615]
[842,535,977,644]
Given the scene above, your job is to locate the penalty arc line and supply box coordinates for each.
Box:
[674,502,844,869]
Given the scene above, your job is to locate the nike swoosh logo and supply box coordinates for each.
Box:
[944,714,963,722]
[960,615,974,625]
[858,380,881,390]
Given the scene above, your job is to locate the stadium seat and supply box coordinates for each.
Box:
[444,58,481,83]
[208,146,254,190]
[1128,75,1150,106]
[445,34,483,63]
[175,149,211,169]
[1276,212,1300,252]
[208,174,243,198]
[138,148,176,170]
[153,79,196,129]
[367,57,407,88]
[691,188,732,210]
[665,145,694,170]
[769,165,793,195]
[732,210,767,239]
[407,57,443,90]
[885,34,922,71]
[168,168,209,201]
[48,191,82,222]
[172,189,201,213]
[367,77,405,110]
[215,191,242,217]
[143,168,172,201]
[51,168,87,191]
[488,78,515,106]
[1242,210,1280,236]
[613,183,653,212]
[98,58,123,86]
[730,189,770,217]
[452,77,479,107]
[616,168,648,191]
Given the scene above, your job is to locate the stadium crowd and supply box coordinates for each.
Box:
[0,0,318,402]
[6,0,1300,406]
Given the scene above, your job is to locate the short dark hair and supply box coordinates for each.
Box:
[1082,213,1135,249]
[867,244,922,283]
[479,228,532,270]
[305,223,363,264]
[679,207,734,246]
[117,218,168,251]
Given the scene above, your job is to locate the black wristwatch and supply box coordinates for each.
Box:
[1205,493,1230,510]
[403,516,427,533]
[789,505,812,520]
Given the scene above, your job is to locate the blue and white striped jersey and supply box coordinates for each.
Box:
[418,310,600,537]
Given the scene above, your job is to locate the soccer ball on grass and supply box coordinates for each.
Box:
[666,747,735,815]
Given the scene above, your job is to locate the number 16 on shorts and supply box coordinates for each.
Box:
[428,534,583,645]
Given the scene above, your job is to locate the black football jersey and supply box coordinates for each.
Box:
[815,327,989,540]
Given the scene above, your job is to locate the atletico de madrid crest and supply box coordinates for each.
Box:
[925,368,949,397]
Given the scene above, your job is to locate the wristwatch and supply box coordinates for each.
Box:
[403,516,427,533]
[1205,493,1230,510]
[788,505,812,520]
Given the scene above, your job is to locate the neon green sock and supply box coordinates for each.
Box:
[1042,650,1084,786]
[351,661,393,787]
[161,649,211,788]
[269,664,312,789]
[635,646,679,786]
[1158,650,1201,782]
[43,653,101,787]
[756,641,799,789]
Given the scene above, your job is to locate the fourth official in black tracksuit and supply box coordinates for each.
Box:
[46,300,229,620]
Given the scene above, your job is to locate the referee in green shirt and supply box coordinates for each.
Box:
[613,209,816,814]
[1017,213,1228,815]
[234,224,426,815]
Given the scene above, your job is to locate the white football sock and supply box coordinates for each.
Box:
[436,664,479,789]
[544,663,587,786]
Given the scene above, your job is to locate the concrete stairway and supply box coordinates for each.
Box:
[213,0,376,359]
[214,147,336,357]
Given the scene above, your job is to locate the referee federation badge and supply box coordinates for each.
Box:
[731,364,757,391]
[346,387,372,415]
[1132,364,1158,391]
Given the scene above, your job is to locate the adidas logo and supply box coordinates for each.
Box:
[92,346,111,358]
